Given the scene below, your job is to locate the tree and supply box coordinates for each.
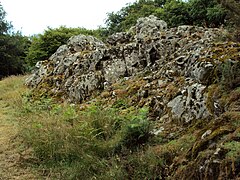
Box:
[105,0,157,35]
[0,3,30,78]
[104,0,229,35]
[218,0,240,16]
[217,0,240,41]
[0,4,11,34]
[26,26,101,67]
[189,0,226,27]
[105,0,191,34]
[0,33,30,77]
[217,0,240,27]
[154,0,190,27]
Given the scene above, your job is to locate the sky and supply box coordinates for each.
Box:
[1,0,136,36]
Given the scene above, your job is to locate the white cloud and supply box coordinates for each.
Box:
[1,0,136,35]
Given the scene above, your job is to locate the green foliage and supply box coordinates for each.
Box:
[20,97,151,179]
[112,99,129,109]
[105,0,229,35]
[3,75,240,179]
[216,60,240,90]
[207,4,227,26]
[0,3,11,34]
[105,0,157,35]
[217,0,240,41]
[26,26,102,67]
[0,33,30,78]
[218,0,240,25]
[154,0,190,27]
[121,107,150,148]
[189,0,226,27]
[224,141,240,159]
[81,105,124,142]
[0,3,30,78]
[126,150,164,179]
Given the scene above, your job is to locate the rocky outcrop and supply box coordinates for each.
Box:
[26,15,240,124]
[25,15,240,180]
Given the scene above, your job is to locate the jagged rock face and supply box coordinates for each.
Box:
[167,83,209,123]
[26,15,239,123]
[26,35,106,102]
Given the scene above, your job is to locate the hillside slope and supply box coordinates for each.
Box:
[0,76,41,179]
[24,16,240,179]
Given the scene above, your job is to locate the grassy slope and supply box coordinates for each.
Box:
[1,75,240,179]
[0,76,40,179]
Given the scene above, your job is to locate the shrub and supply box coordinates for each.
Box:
[121,107,150,148]
[125,150,164,179]
[218,60,240,90]
[26,26,102,67]
[20,96,151,179]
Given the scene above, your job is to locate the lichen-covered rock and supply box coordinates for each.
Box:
[26,15,239,123]
[167,83,210,123]
[25,60,49,87]
[26,35,106,102]
[132,15,167,41]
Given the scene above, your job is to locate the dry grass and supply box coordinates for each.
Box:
[0,75,41,179]
[0,75,29,108]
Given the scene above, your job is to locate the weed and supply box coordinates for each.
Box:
[112,99,128,109]
[19,95,151,179]
[125,149,164,179]
[224,141,240,159]
[121,107,150,148]
[217,60,240,91]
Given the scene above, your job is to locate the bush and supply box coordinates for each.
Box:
[20,97,151,179]
[26,26,102,67]
[217,60,240,90]
[0,33,30,77]
[121,107,150,148]
[105,0,229,35]
[0,4,31,78]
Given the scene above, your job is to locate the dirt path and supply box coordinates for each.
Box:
[0,77,40,180]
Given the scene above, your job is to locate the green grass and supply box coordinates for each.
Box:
[0,75,29,109]
[224,141,240,159]
[0,75,41,179]
[2,75,240,179]
[18,93,152,179]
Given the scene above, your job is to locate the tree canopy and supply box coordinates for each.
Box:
[105,0,229,35]
[26,26,103,67]
[0,4,11,34]
[0,4,30,78]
